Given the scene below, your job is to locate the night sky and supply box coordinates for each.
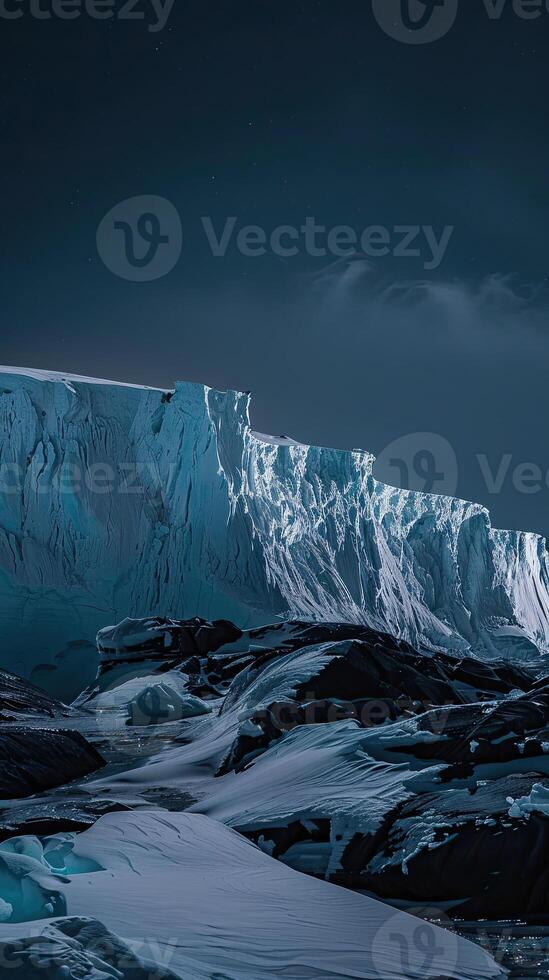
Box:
[1,1,549,535]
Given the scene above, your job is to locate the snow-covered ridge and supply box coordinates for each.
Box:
[0,365,548,692]
[0,364,166,391]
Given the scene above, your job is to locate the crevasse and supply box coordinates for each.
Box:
[0,365,548,693]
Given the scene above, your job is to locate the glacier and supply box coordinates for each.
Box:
[1,364,549,697]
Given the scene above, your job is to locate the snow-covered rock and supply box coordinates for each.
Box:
[0,918,180,978]
[88,618,548,918]
[96,615,242,663]
[362,773,549,918]
[1,366,549,696]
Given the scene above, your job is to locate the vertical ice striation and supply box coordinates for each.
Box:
[0,365,548,692]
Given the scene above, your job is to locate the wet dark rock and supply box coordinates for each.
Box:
[0,729,106,799]
[0,669,71,723]
[0,800,131,843]
[246,818,332,863]
[179,655,201,674]
[222,625,534,715]
[236,620,534,697]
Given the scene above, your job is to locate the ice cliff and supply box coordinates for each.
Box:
[0,365,548,695]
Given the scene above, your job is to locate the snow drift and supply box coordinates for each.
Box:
[0,809,504,979]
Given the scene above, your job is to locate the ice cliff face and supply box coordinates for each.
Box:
[0,365,548,694]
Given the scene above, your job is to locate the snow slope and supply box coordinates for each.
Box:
[1,365,548,693]
[0,809,504,979]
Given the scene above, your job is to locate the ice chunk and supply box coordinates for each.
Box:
[0,834,103,877]
[92,670,211,729]
[0,848,67,922]
[507,782,549,818]
[126,684,210,726]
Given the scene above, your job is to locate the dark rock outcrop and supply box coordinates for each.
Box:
[0,669,71,723]
[0,799,131,843]
[344,774,549,920]
[0,729,105,800]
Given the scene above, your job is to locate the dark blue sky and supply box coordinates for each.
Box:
[1,1,549,534]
